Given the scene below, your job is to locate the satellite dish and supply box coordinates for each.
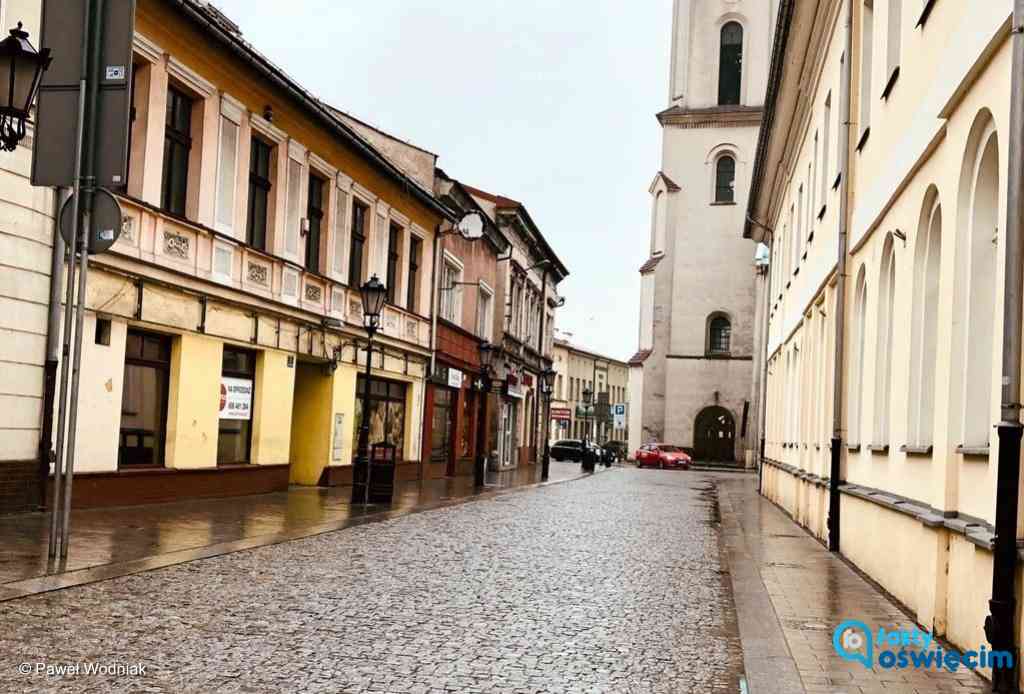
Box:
[456,211,485,240]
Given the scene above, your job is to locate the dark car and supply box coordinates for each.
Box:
[603,440,627,462]
[551,439,584,462]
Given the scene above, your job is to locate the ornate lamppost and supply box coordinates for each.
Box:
[352,275,387,506]
[0,22,51,151]
[582,386,594,473]
[539,367,556,481]
[472,341,496,488]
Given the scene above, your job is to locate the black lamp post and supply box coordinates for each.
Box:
[0,23,51,151]
[582,386,594,473]
[473,341,495,488]
[353,275,387,506]
[539,367,556,481]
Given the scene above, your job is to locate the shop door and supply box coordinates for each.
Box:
[118,330,171,468]
[431,387,455,475]
[498,401,519,468]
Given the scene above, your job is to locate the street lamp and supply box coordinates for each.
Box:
[0,23,51,151]
[353,275,387,506]
[581,386,594,472]
[473,341,496,488]
[540,367,556,481]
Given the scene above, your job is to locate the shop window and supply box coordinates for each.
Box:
[161,86,193,217]
[306,173,325,273]
[354,376,407,456]
[349,200,368,286]
[95,317,111,346]
[217,347,256,465]
[246,137,273,251]
[119,330,171,468]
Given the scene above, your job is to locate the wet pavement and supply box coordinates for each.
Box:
[718,475,989,694]
[0,462,586,598]
[0,467,743,693]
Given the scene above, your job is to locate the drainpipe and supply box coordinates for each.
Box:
[758,231,774,494]
[423,223,443,482]
[828,0,854,554]
[535,269,548,475]
[38,187,67,508]
[985,2,1024,690]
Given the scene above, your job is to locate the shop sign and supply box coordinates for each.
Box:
[447,368,463,389]
[219,377,253,420]
[523,373,534,388]
[551,407,572,421]
[506,374,525,399]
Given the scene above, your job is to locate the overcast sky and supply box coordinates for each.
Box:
[214,0,673,362]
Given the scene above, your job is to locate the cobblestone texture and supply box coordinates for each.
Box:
[0,469,744,693]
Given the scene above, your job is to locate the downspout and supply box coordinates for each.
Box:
[423,223,443,482]
[985,2,1024,690]
[758,231,774,494]
[828,0,855,554]
[38,187,67,508]
[534,270,548,468]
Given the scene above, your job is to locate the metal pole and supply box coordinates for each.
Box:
[986,3,1024,691]
[534,270,548,472]
[39,188,67,509]
[828,0,854,554]
[47,0,93,561]
[59,0,105,559]
[541,388,551,481]
[474,378,488,488]
[354,334,375,506]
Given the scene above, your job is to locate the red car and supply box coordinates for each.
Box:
[634,444,692,469]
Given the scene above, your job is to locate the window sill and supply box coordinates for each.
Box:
[710,201,737,206]
[806,231,814,245]
[793,267,800,276]
[832,172,842,191]
[856,127,871,152]
[900,444,933,456]
[817,204,827,221]
[868,444,889,454]
[956,445,990,458]
[847,443,861,452]
[705,351,733,359]
[881,66,900,100]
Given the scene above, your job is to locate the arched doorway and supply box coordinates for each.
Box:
[694,406,735,461]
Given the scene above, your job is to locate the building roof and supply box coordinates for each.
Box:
[627,349,652,366]
[554,338,630,368]
[638,255,664,274]
[648,171,681,194]
[173,0,453,221]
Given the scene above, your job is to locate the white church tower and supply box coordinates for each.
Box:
[629,0,776,463]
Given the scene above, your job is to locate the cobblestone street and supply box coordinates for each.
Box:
[0,469,744,693]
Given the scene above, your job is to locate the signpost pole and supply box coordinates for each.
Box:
[58,0,104,560]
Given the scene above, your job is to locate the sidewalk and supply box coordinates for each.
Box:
[715,473,989,694]
[0,460,593,602]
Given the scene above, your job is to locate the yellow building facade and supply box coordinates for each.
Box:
[748,0,1021,683]
[25,0,449,506]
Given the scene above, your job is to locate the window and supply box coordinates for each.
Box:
[161,86,192,216]
[353,377,407,455]
[478,285,494,340]
[858,1,875,145]
[821,92,832,208]
[305,174,325,273]
[214,110,240,234]
[119,330,171,468]
[217,347,255,465]
[652,190,666,253]
[440,257,462,323]
[95,317,111,346]
[349,200,368,286]
[885,0,902,94]
[246,137,272,251]
[873,235,896,447]
[407,236,422,312]
[718,22,743,105]
[333,186,349,276]
[386,223,401,304]
[430,386,455,467]
[708,315,731,354]
[849,267,868,444]
[285,157,303,257]
[908,190,941,447]
[715,156,736,203]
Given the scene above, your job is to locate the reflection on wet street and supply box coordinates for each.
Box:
[0,461,587,590]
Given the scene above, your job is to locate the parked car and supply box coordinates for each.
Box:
[603,440,628,462]
[634,443,692,469]
[551,439,584,462]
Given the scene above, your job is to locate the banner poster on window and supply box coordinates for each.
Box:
[220,377,253,420]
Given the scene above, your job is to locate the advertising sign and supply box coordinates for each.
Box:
[550,407,572,421]
[447,368,463,389]
[219,377,253,420]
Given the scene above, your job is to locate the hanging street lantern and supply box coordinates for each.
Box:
[0,22,51,151]
[359,274,387,336]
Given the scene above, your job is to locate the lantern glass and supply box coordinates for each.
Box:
[478,341,494,371]
[541,367,556,389]
[582,387,592,405]
[360,275,387,321]
[0,24,51,151]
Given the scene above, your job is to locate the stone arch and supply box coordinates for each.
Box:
[873,233,896,447]
[849,264,868,444]
[908,185,941,447]
[694,406,735,461]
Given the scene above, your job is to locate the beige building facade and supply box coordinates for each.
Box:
[551,337,629,447]
[748,0,1023,683]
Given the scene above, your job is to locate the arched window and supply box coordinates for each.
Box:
[873,234,896,447]
[719,22,743,105]
[908,189,941,448]
[708,315,731,354]
[954,115,999,449]
[715,155,736,203]
[849,266,868,444]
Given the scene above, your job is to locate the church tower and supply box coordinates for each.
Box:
[629,0,777,463]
